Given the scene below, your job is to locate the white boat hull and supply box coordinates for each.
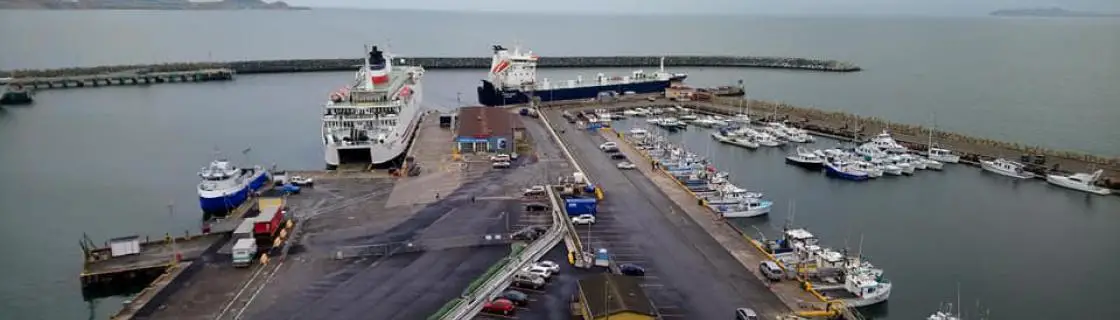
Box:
[924,160,943,170]
[728,138,760,149]
[1046,175,1113,195]
[841,286,891,307]
[928,154,960,164]
[980,160,1035,179]
[324,80,424,168]
[881,166,903,176]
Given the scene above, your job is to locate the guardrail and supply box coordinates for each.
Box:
[436,187,565,320]
[536,106,590,185]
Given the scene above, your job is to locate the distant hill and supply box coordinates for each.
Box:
[0,0,310,10]
[991,7,1119,17]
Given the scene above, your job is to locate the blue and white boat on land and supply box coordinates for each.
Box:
[825,160,870,181]
[198,159,271,216]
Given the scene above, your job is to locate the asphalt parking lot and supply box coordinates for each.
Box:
[542,109,790,319]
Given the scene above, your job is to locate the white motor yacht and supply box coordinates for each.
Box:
[871,159,903,176]
[921,156,944,170]
[852,161,884,178]
[980,158,1035,179]
[1046,169,1111,195]
[888,155,915,175]
[785,147,826,169]
[901,154,927,170]
[728,136,760,149]
[855,143,889,159]
[762,122,792,141]
[928,148,960,163]
[753,132,784,147]
[622,109,642,117]
[869,130,909,153]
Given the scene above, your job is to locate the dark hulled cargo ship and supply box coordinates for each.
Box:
[477,44,685,107]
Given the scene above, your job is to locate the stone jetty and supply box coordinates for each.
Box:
[0,55,860,79]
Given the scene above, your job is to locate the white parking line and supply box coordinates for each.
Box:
[639,283,664,287]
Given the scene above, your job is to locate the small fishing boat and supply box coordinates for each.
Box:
[851,161,883,178]
[825,160,870,181]
[980,158,1035,179]
[709,198,772,218]
[785,147,825,170]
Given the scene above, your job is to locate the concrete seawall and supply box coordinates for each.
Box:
[0,56,860,78]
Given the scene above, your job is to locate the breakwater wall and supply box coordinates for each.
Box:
[0,56,860,78]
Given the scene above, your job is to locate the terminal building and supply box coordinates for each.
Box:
[574,273,658,320]
[454,106,525,153]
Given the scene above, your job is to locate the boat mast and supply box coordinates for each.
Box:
[856,234,864,262]
[956,282,962,318]
[928,112,936,154]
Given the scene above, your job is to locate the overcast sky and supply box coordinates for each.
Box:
[287,0,1120,16]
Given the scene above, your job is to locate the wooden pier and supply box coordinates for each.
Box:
[2,68,233,91]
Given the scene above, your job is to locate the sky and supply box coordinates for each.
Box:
[285,0,1120,16]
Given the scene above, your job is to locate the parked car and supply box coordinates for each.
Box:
[521,266,553,280]
[599,142,618,152]
[523,185,547,197]
[617,161,637,170]
[736,308,759,320]
[490,154,512,162]
[610,153,627,160]
[571,214,596,225]
[524,202,550,212]
[511,275,546,290]
[290,176,314,186]
[759,261,784,281]
[499,290,530,306]
[619,263,646,276]
[534,260,560,273]
[492,161,511,169]
[647,96,657,102]
[482,298,516,315]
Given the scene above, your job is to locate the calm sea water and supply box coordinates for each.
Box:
[0,9,1117,320]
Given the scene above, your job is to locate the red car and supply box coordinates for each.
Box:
[482,298,516,315]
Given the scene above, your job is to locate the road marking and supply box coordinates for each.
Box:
[639,283,664,287]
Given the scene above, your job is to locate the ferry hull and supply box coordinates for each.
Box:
[477,79,672,107]
[323,111,421,169]
[198,171,270,216]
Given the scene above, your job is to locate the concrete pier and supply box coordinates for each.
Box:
[2,68,233,91]
[0,55,860,79]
